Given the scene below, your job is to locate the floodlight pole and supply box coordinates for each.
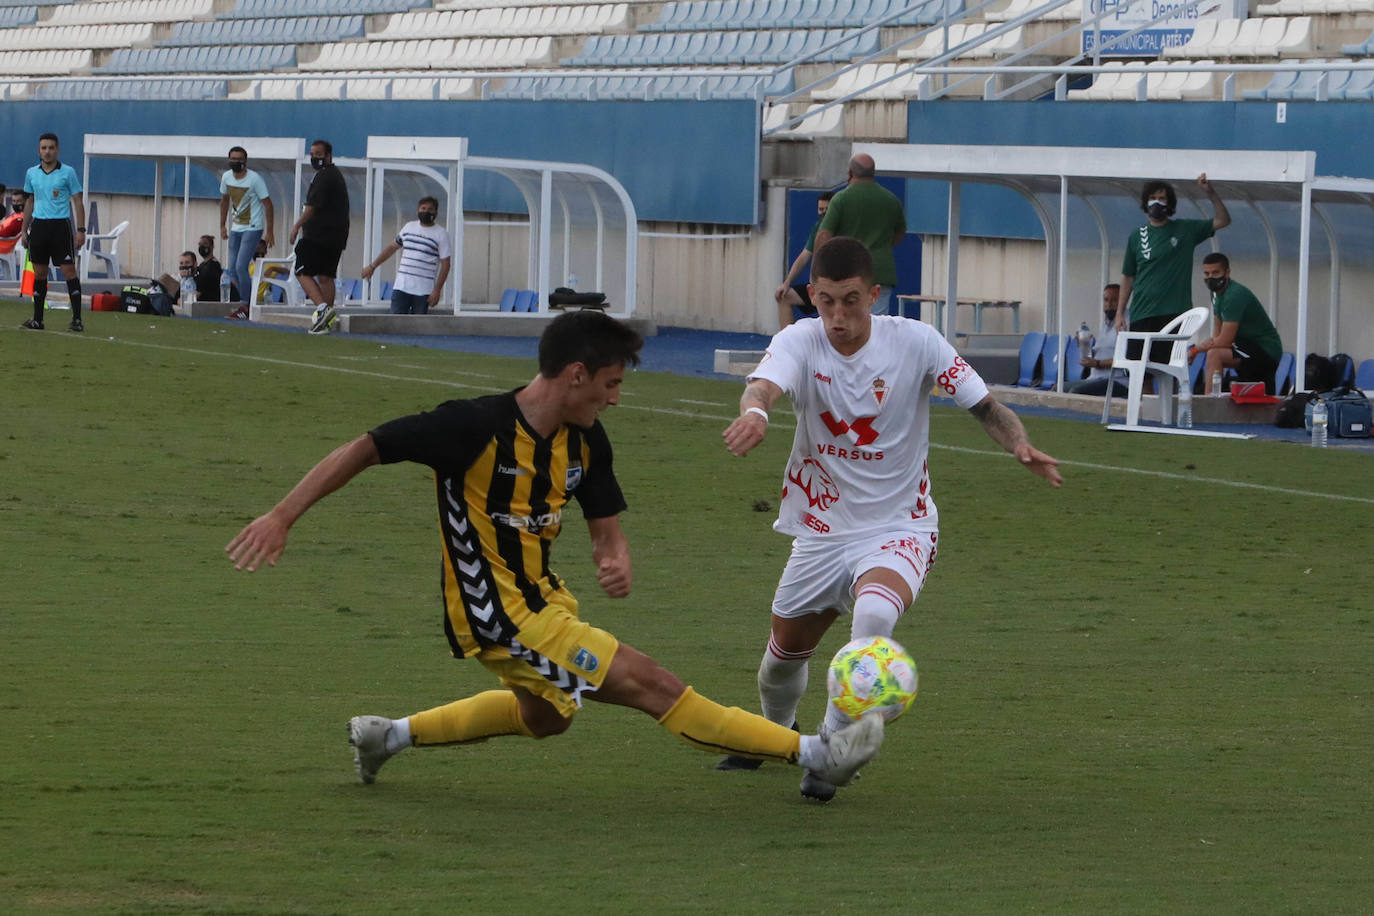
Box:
[1295,180,1312,389]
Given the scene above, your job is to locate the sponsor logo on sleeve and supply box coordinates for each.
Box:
[937,356,973,396]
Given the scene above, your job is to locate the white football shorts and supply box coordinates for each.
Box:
[770,526,939,619]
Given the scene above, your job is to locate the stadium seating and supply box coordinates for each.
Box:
[1014,331,1046,387]
[97,45,295,74]
[563,29,879,67]
[986,0,1080,21]
[373,5,629,40]
[0,6,37,27]
[492,69,791,100]
[303,36,552,70]
[1034,333,1065,390]
[813,62,929,99]
[1,23,152,49]
[0,49,93,75]
[1164,17,1313,59]
[222,0,422,16]
[47,0,215,25]
[1275,351,1297,395]
[164,16,365,46]
[896,22,1024,60]
[35,78,227,99]
[764,102,845,136]
[1068,60,1217,101]
[1354,358,1374,390]
[642,0,953,32]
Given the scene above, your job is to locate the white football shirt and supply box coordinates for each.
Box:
[749,316,989,539]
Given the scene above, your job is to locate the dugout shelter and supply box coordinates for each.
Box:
[859,142,1374,393]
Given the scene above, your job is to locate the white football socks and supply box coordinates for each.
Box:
[850,581,906,640]
[385,717,412,754]
[757,634,813,726]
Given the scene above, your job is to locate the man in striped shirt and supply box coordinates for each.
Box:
[361,196,451,315]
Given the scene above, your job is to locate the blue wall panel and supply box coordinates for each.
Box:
[904,101,1374,239]
[0,99,760,224]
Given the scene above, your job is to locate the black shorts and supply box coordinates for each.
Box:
[1233,345,1279,394]
[294,237,344,279]
[28,218,75,268]
[1125,313,1181,363]
[791,283,816,315]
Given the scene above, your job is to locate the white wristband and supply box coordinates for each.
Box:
[744,406,769,424]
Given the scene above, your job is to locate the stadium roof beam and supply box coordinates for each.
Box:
[856,142,1374,393]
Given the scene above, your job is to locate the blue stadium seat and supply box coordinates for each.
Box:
[1015,331,1046,388]
[0,5,37,27]
[1034,333,1064,390]
[1274,351,1296,395]
[1189,351,1206,393]
[513,290,538,313]
[1354,358,1374,390]
[165,16,364,46]
[499,288,519,312]
[1330,69,1374,100]
[223,0,420,17]
[97,44,295,75]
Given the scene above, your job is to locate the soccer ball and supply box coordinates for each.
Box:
[826,636,918,723]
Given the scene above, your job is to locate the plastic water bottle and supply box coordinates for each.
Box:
[1211,370,1223,396]
[1177,377,1193,429]
[180,273,196,308]
[568,271,579,291]
[220,267,232,303]
[1076,322,1092,362]
[1311,398,1328,448]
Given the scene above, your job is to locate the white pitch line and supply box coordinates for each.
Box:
[37,331,1374,506]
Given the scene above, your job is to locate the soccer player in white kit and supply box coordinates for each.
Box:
[719,237,1063,801]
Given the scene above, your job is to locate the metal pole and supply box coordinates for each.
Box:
[944,181,960,340]
[1295,181,1312,390]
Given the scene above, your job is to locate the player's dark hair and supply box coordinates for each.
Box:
[180,250,197,263]
[1202,252,1230,269]
[538,309,642,378]
[311,139,333,156]
[1140,180,1177,216]
[418,196,439,209]
[228,146,247,158]
[818,189,836,202]
[39,132,59,146]
[811,236,874,287]
[1104,282,1121,292]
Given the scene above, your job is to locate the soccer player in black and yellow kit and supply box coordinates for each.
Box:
[226,310,883,796]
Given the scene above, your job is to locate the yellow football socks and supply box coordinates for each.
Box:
[407,690,538,745]
[658,687,800,764]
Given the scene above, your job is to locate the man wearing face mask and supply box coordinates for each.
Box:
[1066,283,1129,397]
[360,196,452,315]
[219,146,274,306]
[1190,253,1282,395]
[1117,174,1230,366]
[194,234,230,303]
[290,139,350,334]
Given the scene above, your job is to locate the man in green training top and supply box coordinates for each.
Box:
[1190,252,1283,395]
[815,153,906,317]
[1116,174,1230,364]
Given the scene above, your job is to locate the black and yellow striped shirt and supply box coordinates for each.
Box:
[369,390,625,658]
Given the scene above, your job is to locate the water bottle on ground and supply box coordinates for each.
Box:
[1311,398,1328,447]
[1177,377,1193,429]
[180,273,196,308]
[1211,370,1223,396]
[220,267,232,303]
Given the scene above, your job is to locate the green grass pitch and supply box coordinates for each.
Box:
[2,302,1372,913]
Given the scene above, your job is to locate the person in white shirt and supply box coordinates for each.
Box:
[717,237,1063,801]
[361,196,452,314]
[1067,283,1129,397]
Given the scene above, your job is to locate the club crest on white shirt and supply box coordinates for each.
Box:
[872,377,888,407]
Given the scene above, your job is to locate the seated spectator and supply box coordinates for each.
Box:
[195,234,236,303]
[1067,283,1129,397]
[1190,253,1283,395]
[168,251,197,306]
[0,187,25,254]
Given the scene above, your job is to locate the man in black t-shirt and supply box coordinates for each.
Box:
[226,310,883,795]
[289,139,350,333]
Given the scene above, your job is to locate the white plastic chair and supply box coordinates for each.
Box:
[81,219,129,280]
[248,254,302,321]
[1102,306,1211,427]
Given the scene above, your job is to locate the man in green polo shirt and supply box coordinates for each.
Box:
[1116,174,1230,364]
[1190,252,1283,395]
[815,154,906,316]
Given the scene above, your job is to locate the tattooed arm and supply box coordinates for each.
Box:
[968,394,1063,487]
[723,378,784,458]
